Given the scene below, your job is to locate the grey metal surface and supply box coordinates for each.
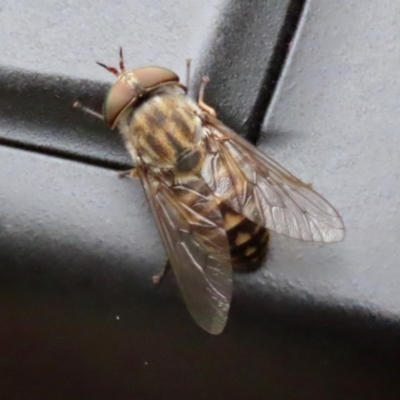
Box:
[256,0,400,318]
[1,0,400,398]
[1,144,398,399]
[0,0,223,80]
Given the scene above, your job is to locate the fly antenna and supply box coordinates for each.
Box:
[96,61,119,76]
[119,47,125,72]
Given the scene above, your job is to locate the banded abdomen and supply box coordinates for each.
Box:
[169,177,268,272]
[218,202,269,272]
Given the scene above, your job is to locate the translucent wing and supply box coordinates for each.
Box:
[202,115,345,243]
[137,167,232,334]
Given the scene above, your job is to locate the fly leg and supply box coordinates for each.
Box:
[118,168,138,179]
[185,59,191,89]
[152,261,171,285]
[73,101,104,120]
[198,76,217,117]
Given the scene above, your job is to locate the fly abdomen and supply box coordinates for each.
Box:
[218,203,269,272]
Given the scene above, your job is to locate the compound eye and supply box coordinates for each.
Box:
[133,67,179,90]
[103,80,137,128]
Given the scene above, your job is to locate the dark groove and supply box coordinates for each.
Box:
[0,137,130,171]
[244,0,307,143]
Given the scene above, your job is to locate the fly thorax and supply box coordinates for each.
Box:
[126,92,205,175]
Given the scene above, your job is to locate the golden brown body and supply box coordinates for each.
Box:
[119,89,269,272]
[77,53,345,334]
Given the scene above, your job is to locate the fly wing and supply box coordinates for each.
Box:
[201,115,345,243]
[137,167,232,335]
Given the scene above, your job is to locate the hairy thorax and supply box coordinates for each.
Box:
[118,89,206,177]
